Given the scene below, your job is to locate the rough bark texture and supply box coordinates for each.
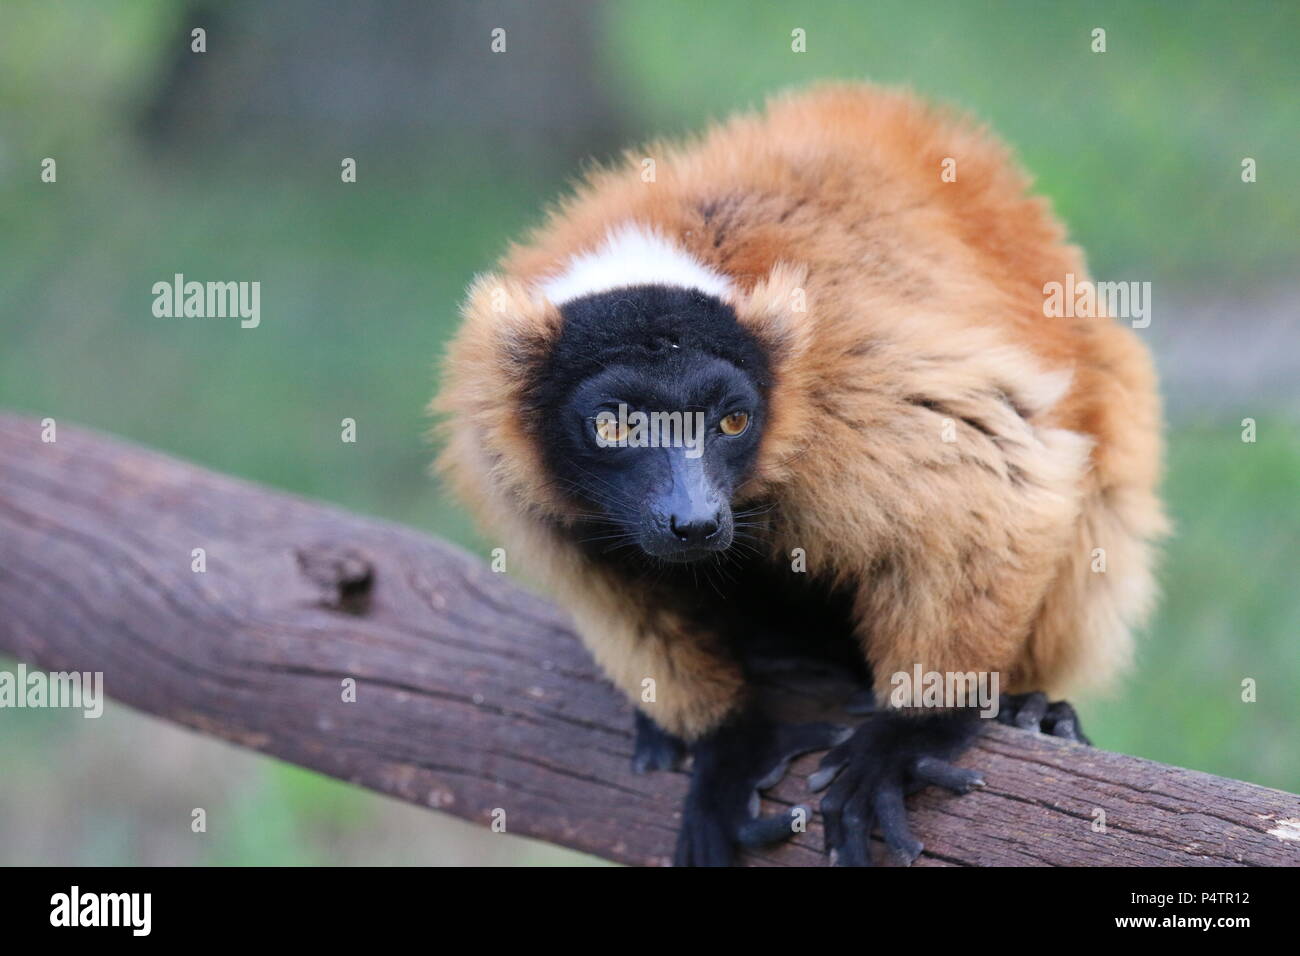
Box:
[0,413,1296,866]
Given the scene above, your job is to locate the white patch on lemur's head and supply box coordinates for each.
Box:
[538,223,732,306]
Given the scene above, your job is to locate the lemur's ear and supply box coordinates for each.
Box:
[729,262,812,366]
[461,273,563,368]
[439,274,568,515]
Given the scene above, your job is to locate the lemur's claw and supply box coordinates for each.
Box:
[808,738,853,792]
[816,711,980,867]
[673,715,843,866]
[997,692,1092,745]
[754,721,849,788]
[631,711,686,773]
[736,805,813,849]
[821,771,926,866]
[911,755,986,793]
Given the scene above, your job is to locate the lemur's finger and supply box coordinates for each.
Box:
[1012,691,1049,730]
[754,722,845,790]
[736,806,809,848]
[829,786,874,867]
[1044,701,1091,745]
[875,785,923,865]
[808,739,854,792]
[819,776,848,852]
[911,755,986,793]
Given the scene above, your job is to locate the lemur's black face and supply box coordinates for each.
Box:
[530,285,771,564]
[561,353,763,561]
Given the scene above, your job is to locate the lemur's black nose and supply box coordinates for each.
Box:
[670,513,721,544]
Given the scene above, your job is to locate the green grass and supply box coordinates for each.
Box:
[1088,424,1300,790]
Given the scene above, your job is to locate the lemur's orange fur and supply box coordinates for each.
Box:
[435,84,1166,740]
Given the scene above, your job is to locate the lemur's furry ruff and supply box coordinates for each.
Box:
[434,83,1166,865]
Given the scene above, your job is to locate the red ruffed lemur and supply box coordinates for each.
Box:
[435,84,1166,866]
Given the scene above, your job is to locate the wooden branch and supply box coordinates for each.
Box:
[0,412,1296,866]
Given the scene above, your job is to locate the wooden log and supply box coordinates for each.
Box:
[0,413,1295,866]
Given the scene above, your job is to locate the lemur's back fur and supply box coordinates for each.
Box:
[435,83,1166,741]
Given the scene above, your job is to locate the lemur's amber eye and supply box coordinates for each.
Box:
[594,416,628,443]
[719,411,750,436]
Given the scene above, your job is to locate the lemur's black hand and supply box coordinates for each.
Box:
[811,709,984,866]
[674,713,845,866]
[997,692,1092,745]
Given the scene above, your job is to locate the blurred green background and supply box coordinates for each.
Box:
[1,0,1297,864]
